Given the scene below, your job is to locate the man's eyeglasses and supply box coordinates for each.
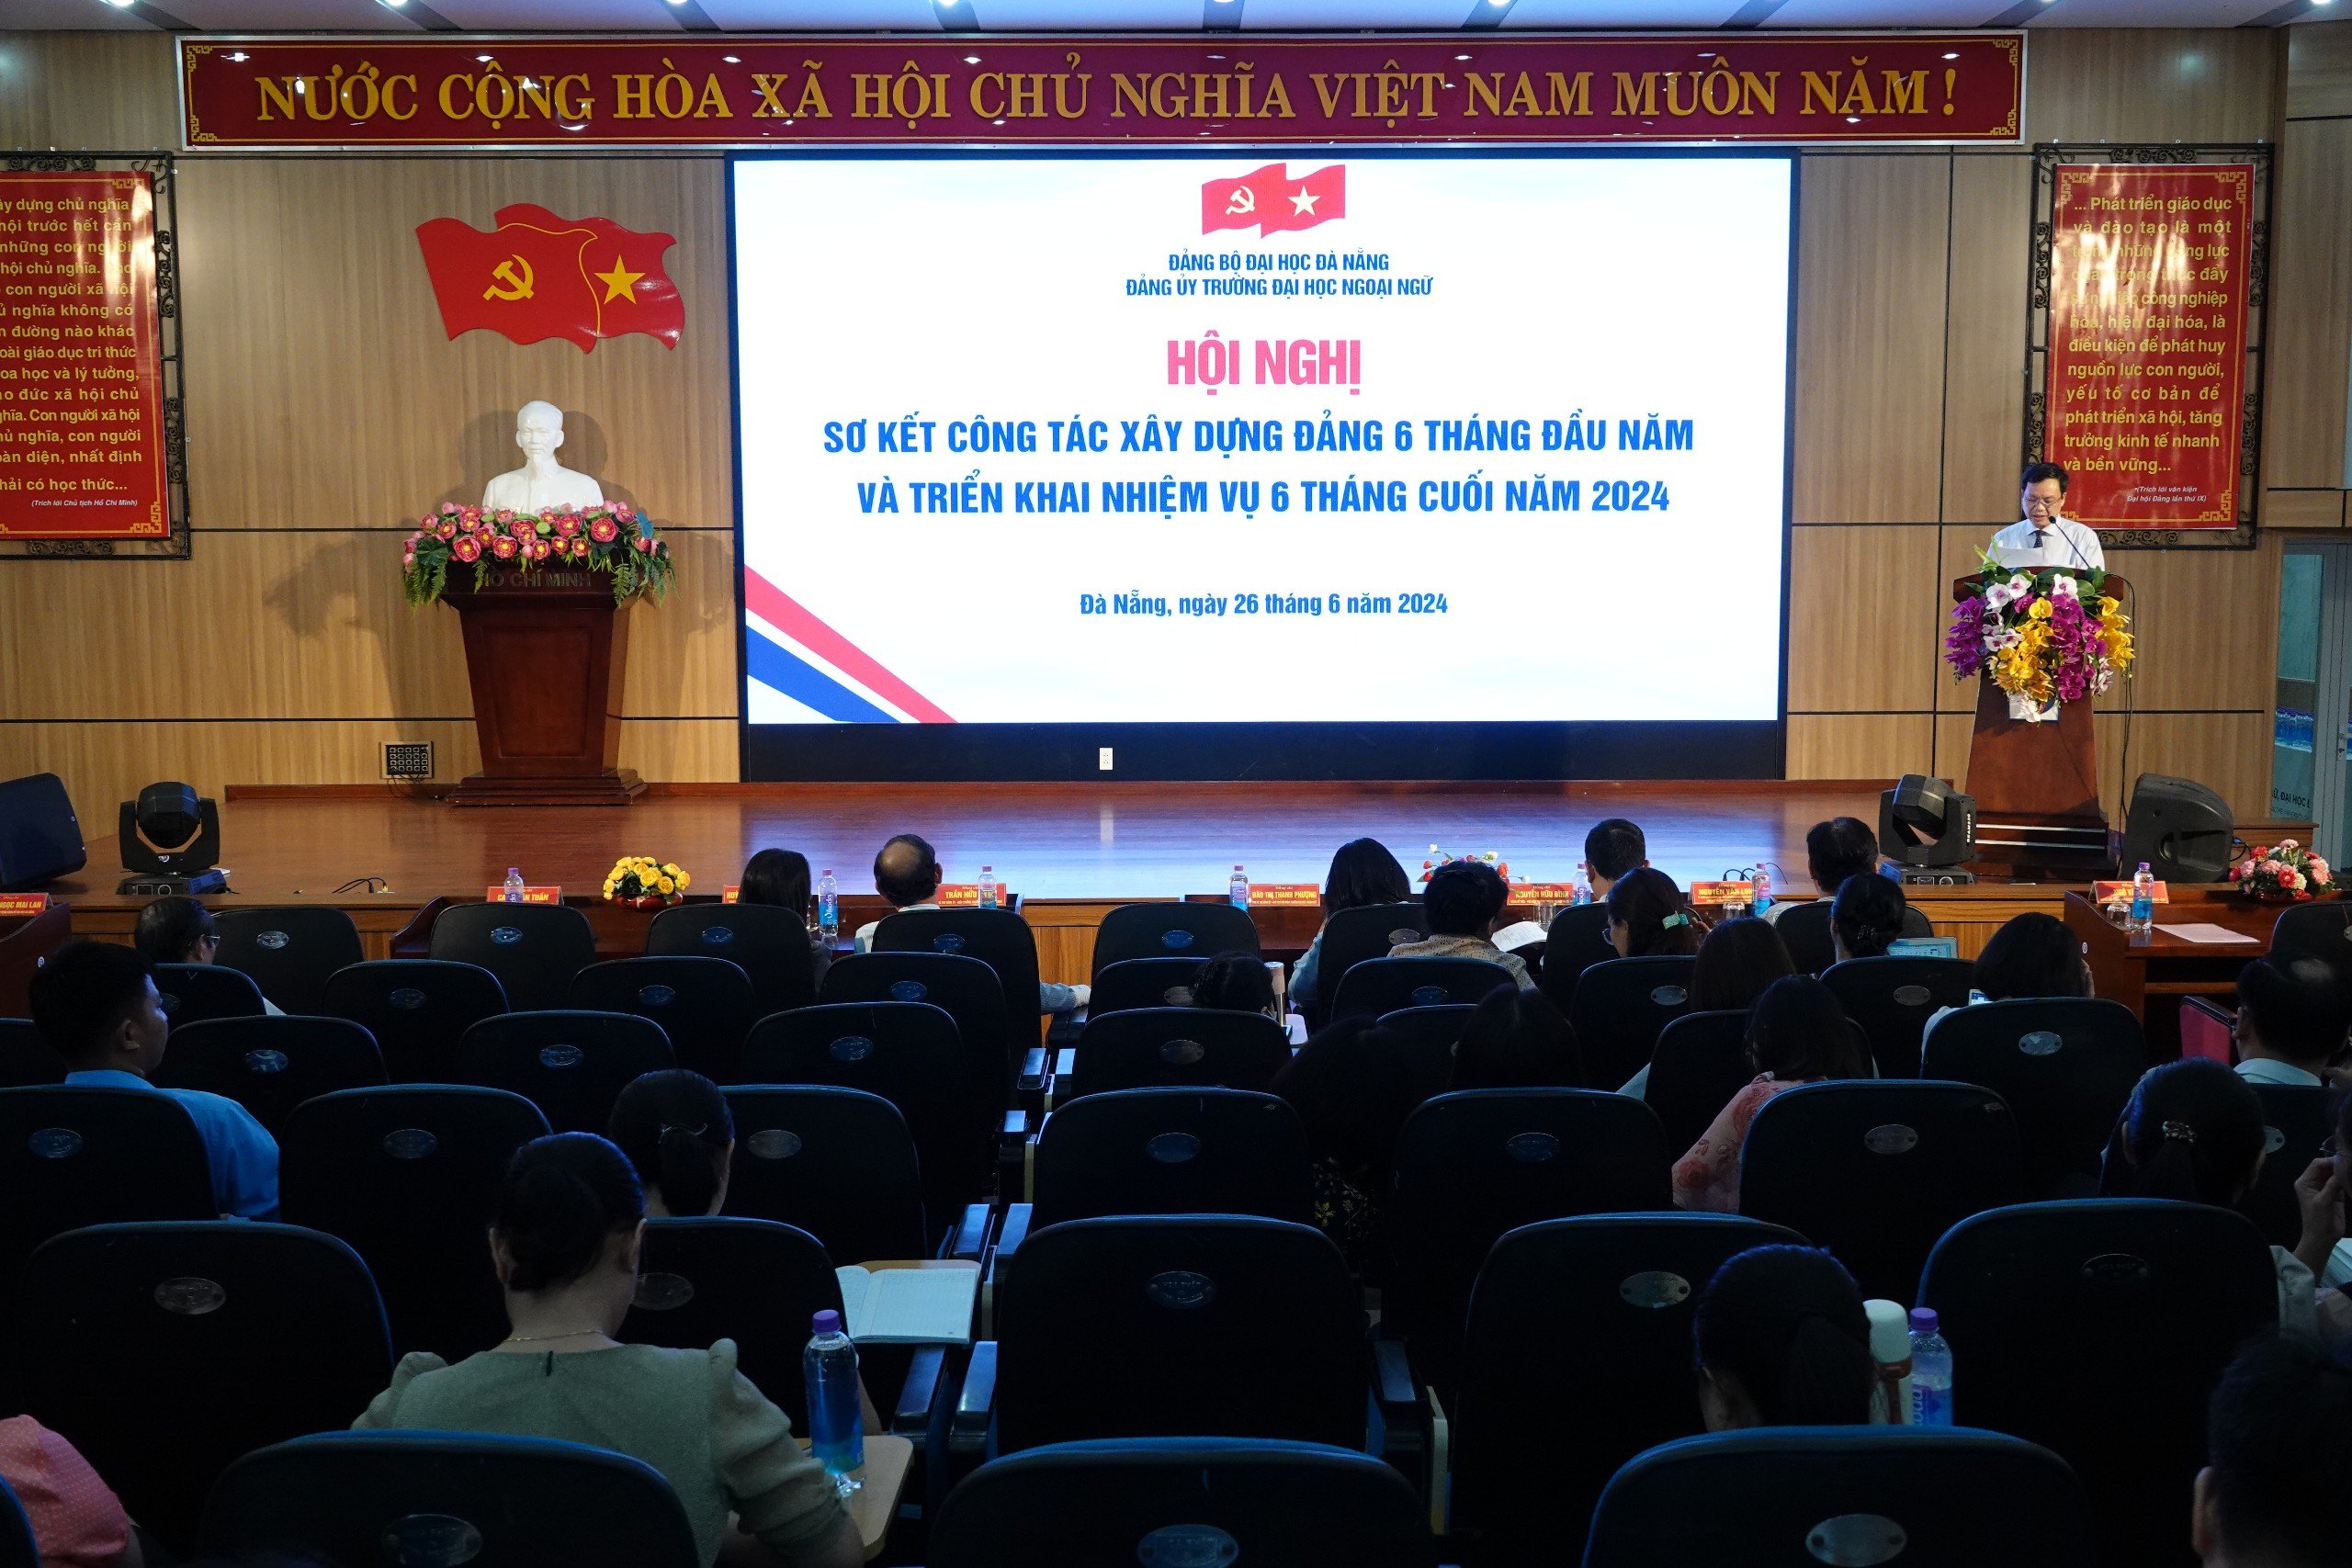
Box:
[2023,497,2063,512]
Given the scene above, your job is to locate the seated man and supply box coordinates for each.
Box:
[1390,859,1535,990]
[2231,954,2350,1089]
[2195,1334,2352,1567]
[1764,817,1881,927]
[852,832,1086,1013]
[29,940,278,1220]
[132,894,285,1015]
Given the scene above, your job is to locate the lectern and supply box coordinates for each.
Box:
[442,568,644,807]
[1953,574,2126,880]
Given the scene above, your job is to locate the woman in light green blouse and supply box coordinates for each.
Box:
[354,1133,862,1568]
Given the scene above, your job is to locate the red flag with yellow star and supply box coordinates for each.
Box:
[414,204,681,352]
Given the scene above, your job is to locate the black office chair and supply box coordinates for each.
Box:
[1644,1010,1755,1153]
[741,1000,986,1216]
[1066,1008,1288,1100]
[151,963,266,1029]
[1919,1199,2278,1566]
[1822,955,1976,1077]
[621,1216,845,1430]
[873,907,1046,1031]
[931,1438,1432,1568]
[209,907,365,1016]
[1739,1080,2026,1303]
[428,901,598,1013]
[1539,902,1613,1011]
[989,1215,1365,1454]
[569,955,757,1083]
[1373,1004,1476,1103]
[151,1014,386,1135]
[2269,901,2352,975]
[1583,1427,2094,1567]
[0,1088,213,1292]
[1091,903,1261,975]
[0,1473,33,1568]
[823,951,1016,1113]
[278,1085,550,1359]
[1568,956,1699,1089]
[1921,998,2144,1197]
[1385,1089,1672,1378]
[320,959,508,1084]
[199,1432,703,1568]
[0,1018,64,1087]
[1310,902,1429,1029]
[14,1222,393,1549]
[721,1086,931,1265]
[1031,1088,1312,1226]
[457,1009,673,1134]
[1449,1213,1804,1562]
[2244,1082,2337,1249]
[1329,956,1515,1020]
[646,900,820,1021]
[1087,957,1211,1015]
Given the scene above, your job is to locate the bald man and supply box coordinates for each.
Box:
[854,833,1086,1013]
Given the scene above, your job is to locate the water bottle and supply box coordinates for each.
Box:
[1229,864,1250,909]
[802,1309,864,1486]
[816,869,839,942]
[978,865,999,910]
[1573,865,1593,907]
[1908,1307,1953,1427]
[1751,863,1773,917]
[2128,861,2156,936]
[503,867,525,904]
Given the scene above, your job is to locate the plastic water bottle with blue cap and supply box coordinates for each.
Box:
[503,867,524,904]
[978,865,998,910]
[1751,863,1773,917]
[1908,1307,1953,1426]
[802,1308,864,1493]
[2128,862,2155,936]
[817,869,839,943]
[1229,864,1250,909]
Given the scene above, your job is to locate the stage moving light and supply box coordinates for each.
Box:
[2120,773,2233,884]
[118,781,227,897]
[1880,774,1976,872]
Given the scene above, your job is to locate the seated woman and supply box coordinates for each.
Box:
[1763,818,1882,928]
[1605,868,1705,960]
[2100,1058,2346,1348]
[1620,917,1793,1100]
[1452,985,1581,1090]
[738,848,831,987]
[1672,976,1868,1214]
[355,1133,862,1568]
[1692,1245,1877,1429]
[1271,1017,1423,1280]
[131,895,284,1015]
[610,1069,735,1219]
[1288,838,1412,1013]
[1827,873,1910,964]
[0,1416,144,1567]
[1924,910,2094,1037]
[1191,950,1279,1020]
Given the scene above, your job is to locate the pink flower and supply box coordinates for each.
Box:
[435,520,458,539]
[571,537,591,559]
[529,538,552,561]
[634,535,651,553]
[588,518,619,543]
[450,536,482,563]
[490,536,519,560]
[458,513,479,534]
[401,545,416,567]
[439,502,460,515]
[554,513,581,537]
[495,509,515,525]
[614,502,636,521]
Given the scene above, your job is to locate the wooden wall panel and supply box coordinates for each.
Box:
[1941,156,2034,526]
[2102,543,2281,713]
[2267,490,2349,529]
[2265,119,2352,492]
[2027,29,2281,145]
[1786,715,1935,783]
[1787,525,1942,714]
[1936,710,2271,824]
[1792,155,1951,526]
[2286,18,2352,120]
[0,32,176,151]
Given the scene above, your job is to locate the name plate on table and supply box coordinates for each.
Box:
[1510,884,1583,907]
[1247,884,1321,907]
[2091,880,2170,905]
[0,893,51,916]
[481,886,563,904]
[721,885,739,903]
[936,885,1002,908]
[1690,880,1757,908]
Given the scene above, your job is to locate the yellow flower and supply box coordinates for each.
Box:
[656,877,676,895]
[674,872,691,889]
[2027,598,2054,621]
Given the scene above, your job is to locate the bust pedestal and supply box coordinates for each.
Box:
[442,565,645,807]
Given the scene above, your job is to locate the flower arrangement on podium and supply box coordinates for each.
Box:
[1943,556,2134,723]
[605,856,691,909]
[2229,840,2335,904]
[401,501,675,608]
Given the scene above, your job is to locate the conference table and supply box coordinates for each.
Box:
[2062,889,2278,1061]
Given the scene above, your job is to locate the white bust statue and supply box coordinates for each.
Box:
[481,400,605,512]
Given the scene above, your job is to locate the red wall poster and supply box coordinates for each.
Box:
[2041,164,2252,529]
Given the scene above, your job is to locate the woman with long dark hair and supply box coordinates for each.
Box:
[1671,976,1868,1213]
[1606,867,1705,958]
[1288,838,1412,1012]
[737,847,831,987]
[1693,1245,1876,1429]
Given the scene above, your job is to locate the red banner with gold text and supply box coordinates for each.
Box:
[2041,164,2251,529]
[181,34,2022,150]
[0,172,168,541]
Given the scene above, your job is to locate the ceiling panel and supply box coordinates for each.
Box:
[694,0,943,26]
[428,0,687,26]
[2023,0,2281,22]
[1242,0,1482,27]
[168,0,424,28]
[1,0,153,28]
[964,0,1204,25]
[1769,0,2022,24]
[1502,0,1744,27]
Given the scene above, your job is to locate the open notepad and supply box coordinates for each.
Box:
[835,1262,980,1346]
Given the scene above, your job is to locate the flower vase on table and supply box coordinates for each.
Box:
[2229,841,2334,905]
[605,857,690,910]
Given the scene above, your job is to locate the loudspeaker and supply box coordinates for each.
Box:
[2120,773,2233,883]
[0,773,86,891]
[1880,774,1976,869]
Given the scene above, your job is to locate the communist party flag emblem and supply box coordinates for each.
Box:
[1201,164,1346,237]
[415,203,683,351]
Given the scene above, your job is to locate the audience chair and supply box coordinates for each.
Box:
[278,1085,549,1360]
[721,1086,936,1266]
[1329,956,1515,1021]
[151,1014,385,1135]
[1776,899,1936,976]
[1583,1427,2094,1568]
[427,901,598,1013]
[199,1432,702,1568]
[1739,1080,2026,1303]
[0,1473,33,1568]
[1087,956,1211,1015]
[931,1438,1432,1568]
[457,1009,672,1134]
[1821,955,1976,1077]
[0,902,70,1026]
[1026,1088,1312,1227]
[0,1088,212,1292]
[1920,998,2143,1197]
[2243,1082,2336,1250]
[1919,1199,2277,1567]
[15,1221,392,1549]
[823,951,1016,1112]
[1064,1007,1288,1100]
[1385,1089,1672,1381]
[1447,1213,1803,1563]
[0,1018,64,1087]
[646,900,819,1021]
[209,907,365,1016]
[2269,900,2352,978]
[1567,956,1699,1091]
[1091,902,1261,976]
[320,959,507,1083]
[872,908,1046,1030]
[1538,902,1614,1011]
[151,962,265,1030]
[1309,902,1430,1029]
[741,1000,986,1218]
[568,955,757,1083]
[621,1216,846,1430]
[1374,1004,1477,1105]
[1643,1010,1755,1153]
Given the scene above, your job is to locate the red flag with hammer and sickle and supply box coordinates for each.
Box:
[414,204,683,352]
[1201,164,1346,238]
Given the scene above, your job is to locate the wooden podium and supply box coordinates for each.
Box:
[1954,573,2125,880]
[442,567,645,807]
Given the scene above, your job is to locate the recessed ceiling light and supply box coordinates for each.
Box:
[101,0,134,7]
[226,50,248,61]
[723,54,740,62]
[1846,115,1860,122]
[965,54,981,63]
[1943,51,1959,60]
[477,53,493,62]
[1454,52,1471,60]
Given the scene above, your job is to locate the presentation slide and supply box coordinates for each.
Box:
[733,154,1792,735]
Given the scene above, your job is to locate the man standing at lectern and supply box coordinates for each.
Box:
[1987,461,2105,571]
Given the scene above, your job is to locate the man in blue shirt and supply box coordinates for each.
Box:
[29,939,279,1220]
